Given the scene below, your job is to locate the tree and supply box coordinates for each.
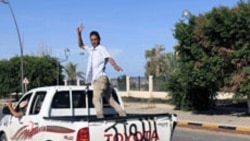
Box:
[0,59,19,96]
[64,62,85,84]
[25,56,60,87]
[219,1,250,113]
[167,1,250,112]
[0,55,59,97]
[145,46,178,92]
[162,52,178,76]
[145,45,165,77]
[30,42,52,57]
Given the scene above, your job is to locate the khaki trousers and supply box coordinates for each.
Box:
[93,75,126,118]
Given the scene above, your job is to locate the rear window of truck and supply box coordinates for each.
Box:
[51,89,120,109]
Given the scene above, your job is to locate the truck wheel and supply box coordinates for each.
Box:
[0,133,7,141]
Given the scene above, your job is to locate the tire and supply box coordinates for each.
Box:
[0,133,7,141]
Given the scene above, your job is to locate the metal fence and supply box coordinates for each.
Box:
[65,75,168,92]
[129,76,149,91]
[110,77,126,91]
[66,79,127,91]
[153,76,168,91]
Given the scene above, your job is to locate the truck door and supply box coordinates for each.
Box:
[8,92,32,140]
[10,91,47,140]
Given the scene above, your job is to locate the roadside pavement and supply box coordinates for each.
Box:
[124,102,250,134]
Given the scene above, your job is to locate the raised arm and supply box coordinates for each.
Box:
[107,58,123,72]
[77,24,86,49]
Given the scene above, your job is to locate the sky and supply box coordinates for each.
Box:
[0,0,240,79]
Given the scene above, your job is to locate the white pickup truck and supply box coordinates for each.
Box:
[0,86,177,141]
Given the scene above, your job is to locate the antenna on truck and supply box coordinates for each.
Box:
[85,84,90,122]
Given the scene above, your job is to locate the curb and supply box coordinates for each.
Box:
[177,120,250,133]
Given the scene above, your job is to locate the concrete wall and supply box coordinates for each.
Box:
[118,91,233,100]
[119,91,170,99]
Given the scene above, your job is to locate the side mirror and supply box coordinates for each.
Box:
[2,106,11,115]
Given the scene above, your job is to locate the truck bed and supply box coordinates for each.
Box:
[43,113,176,141]
[43,113,174,122]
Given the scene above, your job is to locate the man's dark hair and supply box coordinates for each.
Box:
[90,31,101,41]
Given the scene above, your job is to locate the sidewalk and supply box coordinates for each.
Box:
[124,102,250,134]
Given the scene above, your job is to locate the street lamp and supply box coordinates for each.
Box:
[182,10,192,20]
[1,0,24,94]
[57,48,70,85]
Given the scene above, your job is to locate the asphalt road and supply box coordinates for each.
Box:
[1,107,249,141]
[173,127,250,141]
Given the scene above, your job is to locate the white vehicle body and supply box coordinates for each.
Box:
[0,86,177,141]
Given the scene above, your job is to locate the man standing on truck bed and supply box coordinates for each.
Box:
[77,24,127,118]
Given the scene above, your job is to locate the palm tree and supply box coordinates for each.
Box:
[145,45,165,77]
[64,62,85,84]
[162,52,178,76]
